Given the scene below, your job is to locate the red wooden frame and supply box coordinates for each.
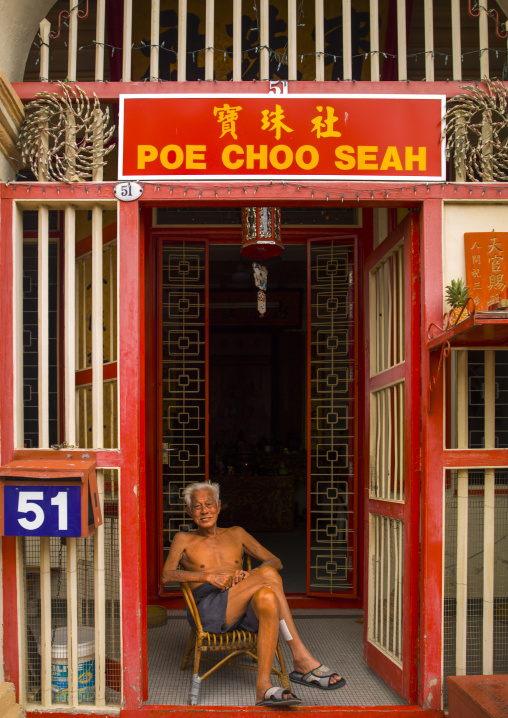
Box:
[0,180,452,714]
[306,236,360,599]
[362,213,421,704]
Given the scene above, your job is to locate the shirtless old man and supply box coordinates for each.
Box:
[161,481,345,708]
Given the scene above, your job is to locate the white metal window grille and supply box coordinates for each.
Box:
[443,468,508,706]
[369,243,405,376]
[369,382,405,502]
[19,469,121,708]
[367,514,404,665]
[443,348,508,707]
[19,207,118,450]
[25,0,508,85]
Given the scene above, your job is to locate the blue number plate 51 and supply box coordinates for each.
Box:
[4,485,82,536]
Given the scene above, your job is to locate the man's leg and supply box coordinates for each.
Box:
[225,566,343,685]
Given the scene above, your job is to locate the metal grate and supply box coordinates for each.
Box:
[308,241,356,595]
[369,382,405,502]
[161,242,207,565]
[20,469,121,708]
[369,243,404,375]
[443,469,508,708]
[367,514,404,665]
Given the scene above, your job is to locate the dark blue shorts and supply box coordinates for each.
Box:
[188,583,259,634]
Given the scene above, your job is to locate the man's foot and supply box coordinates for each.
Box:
[255,686,302,707]
[290,662,345,690]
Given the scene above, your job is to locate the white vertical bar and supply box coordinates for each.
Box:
[386,519,392,650]
[315,0,324,81]
[81,259,87,370]
[205,0,215,80]
[393,384,399,500]
[387,388,393,499]
[40,538,52,707]
[342,0,352,80]
[424,0,434,81]
[456,350,468,674]
[150,0,160,81]
[483,351,495,673]
[379,264,386,372]
[379,517,385,646]
[65,207,77,446]
[233,0,242,81]
[92,107,104,183]
[387,258,393,368]
[122,0,133,82]
[68,0,79,82]
[373,516,379,639]
[95,0,106,81]
[397,521,403,659]
[66,538,79,706]
[456,468,469,674]
[392,520,399,656]
[92,207,104,448]
[369,0,379,81]
[398,383,404,499]
[479,1,489,79]
[16,539,27,705]
[397,247,404,363]
[375,392,381,497]
[451,0,462,81]
[39,19,51,82]
[177,0,188,81]
[396,0,407,81]
[38,206,50,448]
[95,470,106,705]
[13,205,24,448]
[288,0,297,81]
[260,0,269,79]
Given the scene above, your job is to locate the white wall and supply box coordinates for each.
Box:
[0,0,55,82]
[443,202,508,312]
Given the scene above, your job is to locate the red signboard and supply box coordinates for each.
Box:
[465,232,508,310]
[119,94,445,181]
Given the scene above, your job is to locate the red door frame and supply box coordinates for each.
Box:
[362,212,421,704]
[0,184,447,715]
[145,219,371,609]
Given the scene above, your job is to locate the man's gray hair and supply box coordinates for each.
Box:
[183,482,220,509]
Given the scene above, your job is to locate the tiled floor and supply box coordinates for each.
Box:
[145,609,407,707]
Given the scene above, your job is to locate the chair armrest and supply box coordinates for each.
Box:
[180,581,204,633]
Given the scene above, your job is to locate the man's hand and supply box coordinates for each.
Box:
[205,572,236,591]
[232,569,250,585]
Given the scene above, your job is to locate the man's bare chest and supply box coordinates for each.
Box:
[183,532,243,570]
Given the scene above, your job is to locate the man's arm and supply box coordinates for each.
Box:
[236,527,283,571]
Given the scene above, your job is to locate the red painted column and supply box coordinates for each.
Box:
[419,198,445,710]
[118,199,144,708]
[0,194,20,693]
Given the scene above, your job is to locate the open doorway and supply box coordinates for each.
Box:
[208,245,308,592]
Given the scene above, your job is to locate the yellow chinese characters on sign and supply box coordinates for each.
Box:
[464,232,508,310]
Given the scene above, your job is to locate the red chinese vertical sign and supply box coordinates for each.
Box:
[464,232,508,310]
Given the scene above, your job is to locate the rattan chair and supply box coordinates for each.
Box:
[179,558,290,705]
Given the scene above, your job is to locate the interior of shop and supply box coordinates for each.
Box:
[208,244,307,592]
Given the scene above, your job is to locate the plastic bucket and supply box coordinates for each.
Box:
[49,626,95,704]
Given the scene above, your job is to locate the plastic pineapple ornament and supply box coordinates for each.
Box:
[445,278,470,325]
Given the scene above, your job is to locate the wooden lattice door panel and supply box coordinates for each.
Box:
[363,213,420,704]
[158,240,208,586]
[307,239,358,597]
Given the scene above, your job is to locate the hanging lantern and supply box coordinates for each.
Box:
[241,207,283,259]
